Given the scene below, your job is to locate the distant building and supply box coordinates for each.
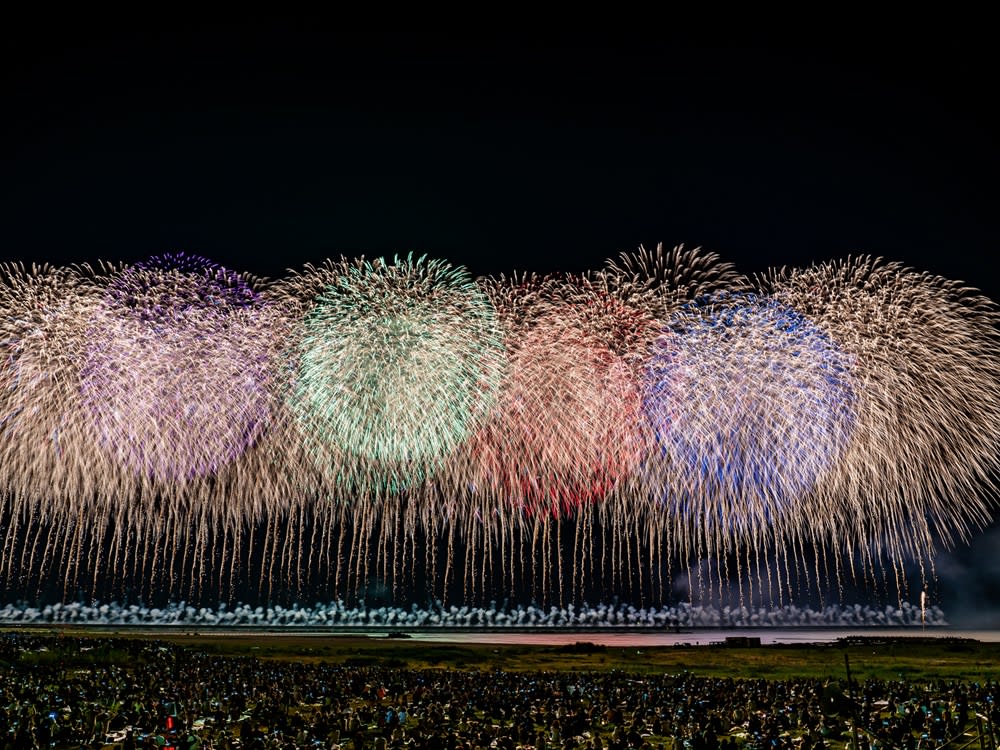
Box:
[722,636,761,647]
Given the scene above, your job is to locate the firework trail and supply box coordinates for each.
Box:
[602,242,751,315]
[441,246,752,602]
[0,263,117,596]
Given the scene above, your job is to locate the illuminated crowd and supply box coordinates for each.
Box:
[1,633,996,750]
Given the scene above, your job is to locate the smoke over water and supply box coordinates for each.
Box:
[0,599,943,628]
[933,524,1000,628]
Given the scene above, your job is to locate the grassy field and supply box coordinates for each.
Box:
[187,635,1000,682]
[10,628,1000,682]
[6,629,998,750]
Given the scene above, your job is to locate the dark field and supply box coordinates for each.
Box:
[8,628,1000,681]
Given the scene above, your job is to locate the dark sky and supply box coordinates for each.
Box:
[2,30,997,292]
[2,29,998,620]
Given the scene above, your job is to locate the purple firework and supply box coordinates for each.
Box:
[79,253,276,482]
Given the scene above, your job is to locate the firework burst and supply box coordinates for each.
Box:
[0,248,997,608]
[763,257,1000,576]
[641,292,856,559]
[275,253,505,496]
[0,263,110,504]
[447,273,654,517]
[79,253,277,483]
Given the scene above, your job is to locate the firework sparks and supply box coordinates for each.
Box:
[276,253,505,495]
[79,253,276,482]
[763,257,1000,581]
[449,273,653,517]
[0,247,996,608]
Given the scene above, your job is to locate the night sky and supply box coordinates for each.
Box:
[2,29,998,621]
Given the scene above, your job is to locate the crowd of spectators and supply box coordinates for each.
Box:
[2,632,996,750]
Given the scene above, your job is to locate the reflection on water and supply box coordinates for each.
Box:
[24,627,992,648]
[397,627,1000,646]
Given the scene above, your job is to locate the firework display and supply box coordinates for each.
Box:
[447,274,654,517]
[0,246,998,607]
[763,258,1000,566]
[274,254,505,494]
[642,293,856,541]
[79,253,277,482]
[0,264,106,505]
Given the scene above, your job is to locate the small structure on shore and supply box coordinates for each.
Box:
[719,636,762,647]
